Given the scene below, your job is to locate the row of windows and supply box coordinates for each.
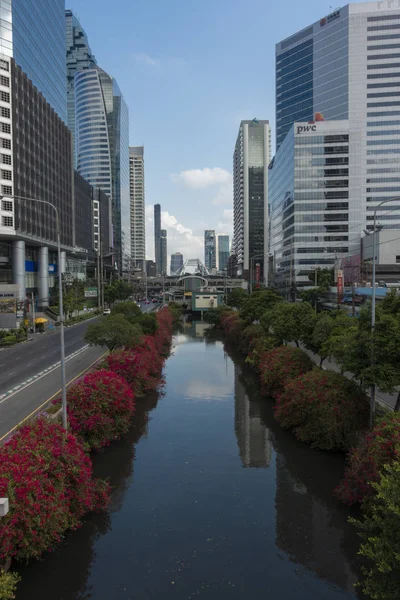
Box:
[367,139,400,145]
[368,101,400,108]
[368,92,400,98]
[367,168,400,174]
[368,24,400,32]
[367,157,400,164]
[368,110,400,117]
[367,71,400,79]
[1,169,11,180]
[1,215,12,227]
[368,43,400,50]
[368,14,400,22]
[0,59,9,73]
[1,107,10,119]
[367,177,400,183]
[367,187,400,192]
[367,128,400,135]
[367,61,400,69]
[295,157,349,167]
[367,148,400,155]
[0,90,9,103]
[368,34,400,42]
[367,120,400,126]
[294,191,348,200]
[1,138,10,149]
[293,202,349,211]
[1,185,12,195]
[296,246,349,254]
[368,53,400,61]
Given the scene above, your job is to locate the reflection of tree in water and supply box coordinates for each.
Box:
[234,354,363,597]
[15,389,161,600]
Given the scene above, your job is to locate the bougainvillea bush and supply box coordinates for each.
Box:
[153,307,173,355]
[258,346,313,398]
[67,369,136,451]
[0,419,109,563]
[220,312,245,346]
[274,370,369,451]
[335,412,400,505]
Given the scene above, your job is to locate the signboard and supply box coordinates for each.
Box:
[320,10,340,27]
[337,269,344,303]
[255,263,261,285]
[84,287,98,298]
[297,124,317,134]
[0,285,18,328]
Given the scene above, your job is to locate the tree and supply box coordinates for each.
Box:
[304,310,353,367]
[301,268,334,310]
[85,314,141,351]
[63,279,85,318]
[227,288,248,309]
[240,289,283,324]
[261,301,315,347]
[104,280,132,306]
[111,300,141,324]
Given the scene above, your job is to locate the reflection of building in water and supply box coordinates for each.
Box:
[275,453,358,592]
[234,365,271,467]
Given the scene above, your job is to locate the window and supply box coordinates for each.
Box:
[368,15,400,22]
[368,110,400,117]
[1,138,10,149]
[368,101,400,107]
[0,90,10,103]
[396,256,400,263]
[368,120,400,127]
[368,92,400,98]
[0,75,9,87]
[368,72,400,79]
[1,154,11,165]
[1,215,13,227]
[368,34,400,41]
[1,107,10,118]
[1,169,11,180]
[0,59,9,72]
[368,43,400,50]
[1,123,10,134]
[368,24,400,32]
[368,53,400,61]
[1,199,12,211]
[368,129,400,135]
[1,185,12,195]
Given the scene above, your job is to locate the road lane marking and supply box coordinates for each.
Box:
[0,350,108,444]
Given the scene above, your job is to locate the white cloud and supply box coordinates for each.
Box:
[133,52,158,66]
[212,179,232,206]
[171,167,231,189]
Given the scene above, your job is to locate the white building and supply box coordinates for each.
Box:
[129,146,145,271]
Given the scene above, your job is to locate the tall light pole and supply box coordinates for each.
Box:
[4,194,68,430]
[370,197,400,427]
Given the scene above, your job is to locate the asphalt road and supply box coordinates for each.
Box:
[0,318,100,393]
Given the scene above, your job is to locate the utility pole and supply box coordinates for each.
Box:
[97,248,101,311]
[289,243,293,302]
[31,292,36,334]
[314,268,318,314]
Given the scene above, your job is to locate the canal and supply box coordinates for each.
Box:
[17,323,363,599]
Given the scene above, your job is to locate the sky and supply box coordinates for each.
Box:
[68,0,365,267]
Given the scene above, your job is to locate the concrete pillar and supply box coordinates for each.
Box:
[12,240,26,301]
[38,246,49,308]
[60,251,66,275]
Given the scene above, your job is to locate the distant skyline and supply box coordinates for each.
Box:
[67,0,367,260]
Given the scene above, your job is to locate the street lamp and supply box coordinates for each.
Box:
[370,196,400,428]
[3,194,68,430]
[249,254,265,294]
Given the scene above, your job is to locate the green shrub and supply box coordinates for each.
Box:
[137,313,158,335]
[275,370,369,450]
[258,346,313,398]
[239,324,265,356]
[0,336,16,347]
[0,572,20,600]
[203,305,233,326]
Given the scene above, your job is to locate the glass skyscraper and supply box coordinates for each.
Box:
[65,9,97,164]
[129,146,145,272]
[204,230,216,270]
[160,229,167,276]
[0,0,67,122]
[216,234,230,272]
[75,66,130,271]
[154,203,161,275]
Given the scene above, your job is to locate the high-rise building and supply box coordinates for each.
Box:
[275,2,400,267]
[146,259,157,278]
[233,119,271,281]
[204,230,216,270]
[129,147,145,272]
[160,229,167,276]
[65,10,97,164]
[154,204,161,274]
[216,234,230,272]
[170,252,183,274]
[75,67,130,271]
[0,0,67,122]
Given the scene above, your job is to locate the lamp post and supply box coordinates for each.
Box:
[370,197,400,428]
[4,194,68,430]
[249,254,265,294]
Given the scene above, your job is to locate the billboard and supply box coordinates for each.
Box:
[0,285,18,329]
[337,270,344,303]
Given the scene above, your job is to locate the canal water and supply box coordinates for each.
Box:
[17,323,363,599]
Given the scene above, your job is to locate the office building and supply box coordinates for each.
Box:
[170,252,183,274]
[269,119,362,292]
[0,0,67,122]
[233,119,271,281]
[75,66,130,271]
[129,146,145,272]
[216,234,230,271]
[65,9,97,163]
[204,230,216,270]
[146,259,157,278]
[154,203,161,274]
[74,171,94,252]
[160,229,167,276]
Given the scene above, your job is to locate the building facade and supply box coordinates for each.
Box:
[269,119,363,292]
[216,234,230,271]
[170,252,183,274]
[276,1,400,235]
[129,146,145,272]
[0,0,67,122]
[74,170,93,252]
[154,203,161,275]
[65,9,97,164]
[75,66,129,272]
[146,259,157,278]
[160,229,167,276]
[233,119,271,281]
[204,230,216,270]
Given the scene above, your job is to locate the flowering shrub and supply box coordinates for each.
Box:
[258,346,313,398]
[154,308,173,355]
[0,419,109,563]
[239,324,265,356]
[274,370,369,451]
[0,572,20,600]
[335,412,400,505]
[67,370,136,451]
[220,312,245,345]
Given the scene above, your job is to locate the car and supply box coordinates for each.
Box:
[146,300,150,305]
[103,308,111,315]
[152,298,157,303]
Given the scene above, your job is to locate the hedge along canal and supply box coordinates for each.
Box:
[16,324,363,600]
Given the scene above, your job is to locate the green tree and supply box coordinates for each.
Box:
[304,310,353,367]
[63,279,85,319]
[137,313,158,335]
[104,280,132,306]
[301,267,334,310]
[111,300,141,324]
[353,461,400,600]
[240,289,283,324]
[261,301,315,347]
[85,314,141,351]
[227,288,248,309]
[0,572,20,600]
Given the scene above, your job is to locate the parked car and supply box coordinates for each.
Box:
[103,308,111,315]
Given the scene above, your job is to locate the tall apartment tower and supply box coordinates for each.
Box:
[216,234,230,272]
[129,147,145,272]
[65,10,97,164]
[154,204,161,274]
[233,119,271,281]
[75,67,130,271]
[0,0,67,122]
[276,2,400,247]
[160,229,167,276]
[170,252,183,274]
[204,230,216,270]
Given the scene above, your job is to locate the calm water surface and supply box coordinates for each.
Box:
[17,323,362,599]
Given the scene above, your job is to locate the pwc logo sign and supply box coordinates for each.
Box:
[296,124,317,134]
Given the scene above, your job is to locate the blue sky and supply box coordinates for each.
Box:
[68,0,363,264]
